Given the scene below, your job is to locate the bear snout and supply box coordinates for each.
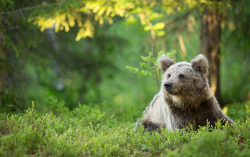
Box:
[164,82,172,90]
[164,82,179,94]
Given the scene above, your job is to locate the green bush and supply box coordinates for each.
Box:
[0,101,249,156]
[226,101,250,121]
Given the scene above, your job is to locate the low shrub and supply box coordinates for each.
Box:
[0,102,249,156]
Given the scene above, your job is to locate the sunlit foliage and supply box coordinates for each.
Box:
[29,0,227,41]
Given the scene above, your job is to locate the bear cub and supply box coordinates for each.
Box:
[136,54,234,131]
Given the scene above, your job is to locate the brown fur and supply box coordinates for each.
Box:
[136,54,233,131]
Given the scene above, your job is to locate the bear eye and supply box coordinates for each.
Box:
[168,74,171,78]
[179,74,185,79]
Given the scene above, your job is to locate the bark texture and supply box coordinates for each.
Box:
[201,5,222,107]
[0,20,6,100]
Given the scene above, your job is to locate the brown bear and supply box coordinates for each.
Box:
[136,54,234,132]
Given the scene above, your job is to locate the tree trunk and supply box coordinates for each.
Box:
[200,5,223,107]
[0,20,6,102]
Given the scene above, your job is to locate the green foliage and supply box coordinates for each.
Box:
[0,101,249,156]
[126,50,176,77]
[28,0,218,41]
[0,0,14,11]
[167,129,248,157]
[221,39,250,103]
[72,104,117,128]
[226,101,250,121]
[220,0,250,103]
[126,50,176,89]
[0,90,24,113]
[0,2,249,156]
[126,52,155,77]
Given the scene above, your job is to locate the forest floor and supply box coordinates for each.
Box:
[0,101,249,156]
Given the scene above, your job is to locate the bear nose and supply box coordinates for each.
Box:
[164,82,172,89]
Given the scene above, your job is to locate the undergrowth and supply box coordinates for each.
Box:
[0,101,250,156]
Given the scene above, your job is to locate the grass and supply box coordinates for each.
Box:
[0,101,250,156]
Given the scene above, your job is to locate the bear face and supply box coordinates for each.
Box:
[159,54,212,109]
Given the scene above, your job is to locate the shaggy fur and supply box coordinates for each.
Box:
[136,54,233,131]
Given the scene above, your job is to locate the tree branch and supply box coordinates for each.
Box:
[164,10,193,28]
[149,23,160,91]
[0,1,66,15]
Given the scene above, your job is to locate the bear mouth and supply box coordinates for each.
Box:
[164,82,181,95]
[166,89,180,95]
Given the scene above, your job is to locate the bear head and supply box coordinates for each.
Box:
[158,54,212,109]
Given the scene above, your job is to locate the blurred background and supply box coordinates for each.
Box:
[0,0,249,122]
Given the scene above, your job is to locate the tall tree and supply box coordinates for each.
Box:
[0,26,6,99]
[200,2,222,105]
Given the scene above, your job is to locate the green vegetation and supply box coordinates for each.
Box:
[0,0,250,156]
[0,101,249,156]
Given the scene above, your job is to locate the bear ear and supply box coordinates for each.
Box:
[191,54,209,76]
[158,54,174,72]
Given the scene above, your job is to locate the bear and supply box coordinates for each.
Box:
[136,54,234,132]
